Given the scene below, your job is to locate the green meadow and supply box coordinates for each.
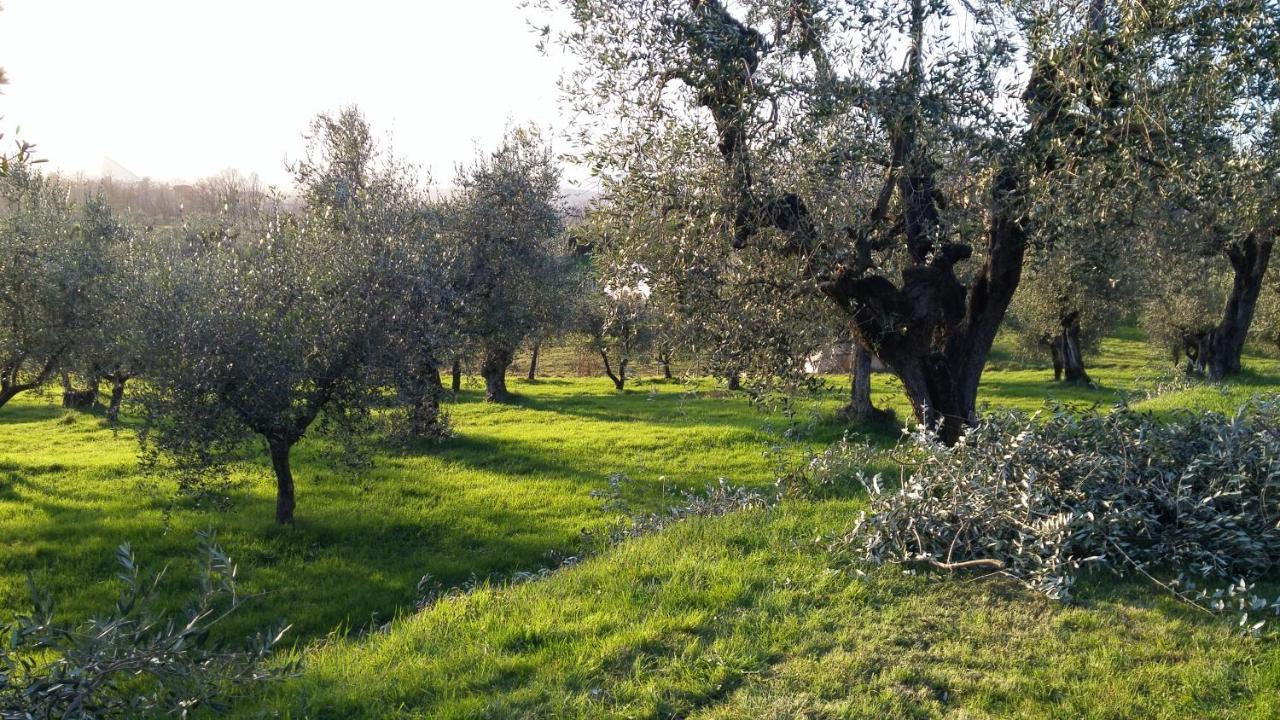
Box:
[2,330,1278,717]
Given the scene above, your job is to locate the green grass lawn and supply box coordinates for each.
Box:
[2,329,1279,717]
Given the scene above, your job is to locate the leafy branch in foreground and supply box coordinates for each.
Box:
[0,533,291,719]
[834,399,1280,633]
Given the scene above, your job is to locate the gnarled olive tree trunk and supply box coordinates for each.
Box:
[1205,235,1273,380]
[481,346,514,402]
[60,370,99,410]
[451,359,462,394]
[104,373,130,424]
[407,361,447,438]
[1045,310,1089,383]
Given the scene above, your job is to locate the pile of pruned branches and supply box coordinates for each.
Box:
[836,399,1280,632]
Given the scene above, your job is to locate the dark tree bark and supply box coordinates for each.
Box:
[526,342,540,381]
[105,375,128,424]
[481,347,514,402]
[451,359,462,394]
[659,355,674,380]
[675,0,1036,444]
[822,168,1028,444]
[1048,310,1090,383]
[408,362,447,438]
[60,370,99,410]
[726,370,742,391]
[1046,336,1065,381]
[1205,235,1273,380]
[268,436,296,525]
[601,351,627,391]
[0,355,61,410]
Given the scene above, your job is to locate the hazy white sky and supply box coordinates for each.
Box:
[0,0,572,188]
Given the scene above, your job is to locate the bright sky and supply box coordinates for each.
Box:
[0,0,573,189]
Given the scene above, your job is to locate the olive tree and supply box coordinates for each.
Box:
[535,0,1155,442]
[135,108,425,524]
[580,283,654,391]
[449,126,567,402]
[1133,0,1278,380]
[0,160,111,409]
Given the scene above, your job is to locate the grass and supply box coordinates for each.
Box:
[2,328,1279,717]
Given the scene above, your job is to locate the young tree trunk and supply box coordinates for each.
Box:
[1053,310,1090,383]
[1204,235,1273,380]
[481,347,513,402]
[451,359,462,394]
[408,362,447,437]
[526,342,540,381]
[268,437,296,525]
[105,375,128,424]
[600,351,626,391]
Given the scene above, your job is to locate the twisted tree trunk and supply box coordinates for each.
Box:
[659,355,673,379]
[60,370,99,410]
[481,347,514,402]
[408,362,447,438]
[1049,310,1090,383]
[102,372,130,424]
[1,352,64,410]
[1206,235,1273,380]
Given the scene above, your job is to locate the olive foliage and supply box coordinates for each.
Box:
[837,400,1280,631]
[135,107,440,524]
[533,0,1146,442]
[448,126,568,402]
[0,160,112,409]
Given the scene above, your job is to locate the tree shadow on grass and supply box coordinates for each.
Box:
[0,401,65,425]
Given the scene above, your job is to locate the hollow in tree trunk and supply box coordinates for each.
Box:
[451,359,462,394]
[481,347,514,402]
[526,342,540,381]
[601,351,626,391]
[827,168,1028,445]
[268,436,296,525]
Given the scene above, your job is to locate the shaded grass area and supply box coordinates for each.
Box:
[2,328,1279,717]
